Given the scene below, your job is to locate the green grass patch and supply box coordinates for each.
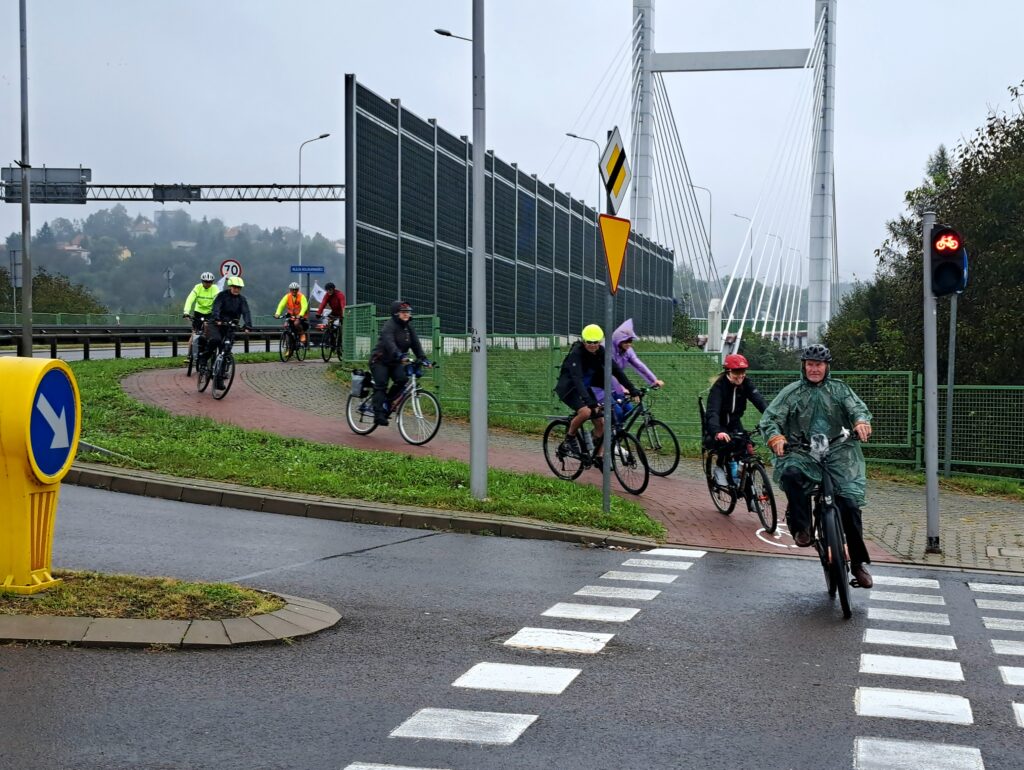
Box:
[0,570,284,620]
[72,356,663,539]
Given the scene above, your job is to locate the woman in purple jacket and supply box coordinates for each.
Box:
[592,319,665,408]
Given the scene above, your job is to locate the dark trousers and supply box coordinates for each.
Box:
[780,466,870,566]
[371,360,408,419]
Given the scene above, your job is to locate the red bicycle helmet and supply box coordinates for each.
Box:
[723,353,749,370]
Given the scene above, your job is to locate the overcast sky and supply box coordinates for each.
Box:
[1,0,1021,283]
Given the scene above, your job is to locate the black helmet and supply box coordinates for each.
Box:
[390,300,412,315]
[801,344,832,363]
[325,282,336,291]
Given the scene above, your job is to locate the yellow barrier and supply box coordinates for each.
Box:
[0,358,81,594]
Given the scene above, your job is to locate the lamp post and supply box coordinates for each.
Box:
[566,132,603,213]
[18,0,32,357]
[691,184,712,254]
[732,213,753,281]
[436,3,488,500]
[298,133,330,294]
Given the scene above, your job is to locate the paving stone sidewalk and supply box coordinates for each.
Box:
[120,361,1024,573]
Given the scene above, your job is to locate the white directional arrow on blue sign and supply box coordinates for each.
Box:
[35,394,70,450]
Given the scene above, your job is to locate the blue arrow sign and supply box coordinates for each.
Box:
[30,368,78,478]
[290,265,325,273]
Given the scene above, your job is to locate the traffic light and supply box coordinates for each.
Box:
[930,225,968,296]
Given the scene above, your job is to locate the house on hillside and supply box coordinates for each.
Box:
[58,234,91,264]
[130,218,157,238]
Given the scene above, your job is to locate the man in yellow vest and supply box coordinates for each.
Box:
[274,281,309,345]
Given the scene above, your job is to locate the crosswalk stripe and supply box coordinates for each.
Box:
[645,547,707,558]
[600,570,677,583]
[390,708,537,745]
[867,607,950,626]
[853,737,984,769]
[452,662,581,695]
[503,627,613,654]
[855,686,973,724]
[345,764,451,770]
[969,582,1024,596]
[1015,702,1024,727]
[998,666,1024,686]
[864,628,957,650]
[860,653,964,681]
[991,639,1024,656]
[574,585,660,601]
[869,590,946,606]
[976,598,1024,612]
[542,602,639,623]
[621,558,693,570]
[869,575,941,589]
[982,616,1024,632]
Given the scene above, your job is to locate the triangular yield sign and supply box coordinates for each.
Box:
[598,214,631,295]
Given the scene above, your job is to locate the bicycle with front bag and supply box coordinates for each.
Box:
[279,314,308,362]
[345,359,441,445]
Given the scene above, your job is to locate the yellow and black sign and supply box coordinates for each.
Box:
[599,126,632,215]
[599,214,631,295]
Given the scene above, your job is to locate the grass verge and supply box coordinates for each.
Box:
[0,570,284,620]
[72,356,664,539]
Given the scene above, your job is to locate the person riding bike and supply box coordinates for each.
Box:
[316,281,346,339]
[369,300,428,427]
[182,271,218,356]
[274,282,309,346]
[591,318,665,422]
[554,323,640,468]
[208,276,253,388]
[758,344,875,588]
[705,353,768,492]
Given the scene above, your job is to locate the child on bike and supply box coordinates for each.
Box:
[554,323,640,468]
[592,318,665,423]
[369,300,428,426]
[705,353,768,496]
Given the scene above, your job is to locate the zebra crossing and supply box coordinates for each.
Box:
[853,573,1024,769]
[342,545,705,769]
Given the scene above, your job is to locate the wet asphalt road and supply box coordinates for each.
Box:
[1,487,1022,770]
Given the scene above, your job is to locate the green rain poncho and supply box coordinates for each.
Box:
[758,371,873,505]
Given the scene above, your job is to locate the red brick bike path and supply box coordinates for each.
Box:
[122,362,896,562]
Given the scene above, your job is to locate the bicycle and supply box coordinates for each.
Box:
[345,359,442,445]
[183,313,209,377]
[196,320,245,400]
[318,315,343,362]
[279,315,308,362]
[542,407,650,495]
[698,397,778,533]
[612,385,680,476]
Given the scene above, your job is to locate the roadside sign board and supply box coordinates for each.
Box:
[290,265,325,273]
[220,259,243,278]
[28,364,80,483]
[599,126,631,215]
[598,214,631,295]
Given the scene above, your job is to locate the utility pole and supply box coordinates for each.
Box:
[922,212,941,553]
[18,0,32,358]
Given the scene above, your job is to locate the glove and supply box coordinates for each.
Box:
[182,314,190,319]
[400,355,414,365]
[629,389,641,399]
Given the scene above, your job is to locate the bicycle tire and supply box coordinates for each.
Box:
[279,330,293,362]
[196,358,211,393]
[543,419,584,481]
[823,506,853,619]
[345,393,378,435]
[295,335,308,361]
[397,389,442,445]
[636,419,680,476]
[320,328,335,362]
[747,462,778,533]
[704,451,737,514]
[612,432,650,495]
[185,335,196,377]
[212,353,235,400]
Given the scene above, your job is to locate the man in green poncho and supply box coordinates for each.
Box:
[758,344,875,588]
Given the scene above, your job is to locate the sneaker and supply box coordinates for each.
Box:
[560,435,580,456]
[851,564,873,588]
[712,466,728,486]
[793,529,813,547]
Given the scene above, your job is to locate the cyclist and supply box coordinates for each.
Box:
[758,344,874,588]
[208,276,253,388]
[182,271,218,356]
[705,353,768,494]
[316,281,346,336]
[554,323,640,468]
[369,300,428,426]
[274,282,309,346]
[593,317,665,422]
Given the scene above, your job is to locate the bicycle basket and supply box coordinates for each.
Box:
[351,370,368,398]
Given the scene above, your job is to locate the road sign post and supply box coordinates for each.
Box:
[0,358,81,593]
[219,259,243,279]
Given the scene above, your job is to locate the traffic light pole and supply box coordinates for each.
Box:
[922,212,941,553]
[944,293,958,477]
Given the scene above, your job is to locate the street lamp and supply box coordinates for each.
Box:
[566,132,603,213]
[436,6,488,500]
[298,133,330,293]
[732,213,753,280]
[691,184,712,252]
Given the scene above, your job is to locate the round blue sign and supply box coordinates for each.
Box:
[29,367,78,479]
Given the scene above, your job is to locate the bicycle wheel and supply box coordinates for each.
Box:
[636,419,680,476]
[397,389,441,445]
[185,335,196,377]
[196,357,211,393]
[746,462,778,533]
[345,393,378,435]
[822,506,853,619]
[542,419,584,481]
[704,451,737,514]
[295,333,308,361]
[279,330,293,362]
[320,328,335,362]
[611,432,650,495]
[212,353,235,400]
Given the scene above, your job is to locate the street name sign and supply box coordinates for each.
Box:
[290,265,325,273]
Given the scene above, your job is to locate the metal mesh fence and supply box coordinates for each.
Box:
[938,385,1024,470]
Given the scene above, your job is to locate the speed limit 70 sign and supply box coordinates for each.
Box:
[219,259,243,278]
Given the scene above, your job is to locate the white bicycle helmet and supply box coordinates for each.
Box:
[200,272,215,282]
[288,281,301,290]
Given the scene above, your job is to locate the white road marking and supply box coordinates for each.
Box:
[574,585,660,601]
[855,687,973,724]
[645,547,706,558]
[969,581,1024,596]
[345,764,451,770]
[599,570,677,584]
[390,708,537,745]
[976,598,1024,613]
[621,558,692,570]
[867,607,950,626]
[860,653,964,681]
[1015,702,1024,727]
[853,737,984,769]
[992,639,1024,656]
[452,662,581,695]
[869,575,941,589]
[998,666,1024,686]
[982,616,1024,632]
[541,602,639,623]
[869,590,946,606]
[863,628,957,651]
[503,627,613,654]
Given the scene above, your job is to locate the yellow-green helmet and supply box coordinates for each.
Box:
[227,276,245,288]
[581,324,604,343]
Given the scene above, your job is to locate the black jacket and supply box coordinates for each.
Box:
[211,290,252,328]
[371,316,425,364]
[554,341,637,408]
[706,373,768,436]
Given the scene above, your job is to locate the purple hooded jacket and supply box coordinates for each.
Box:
[592,318,658,401]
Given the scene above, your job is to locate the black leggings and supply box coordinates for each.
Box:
[780,466,870,565]
[371,360,408,419]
